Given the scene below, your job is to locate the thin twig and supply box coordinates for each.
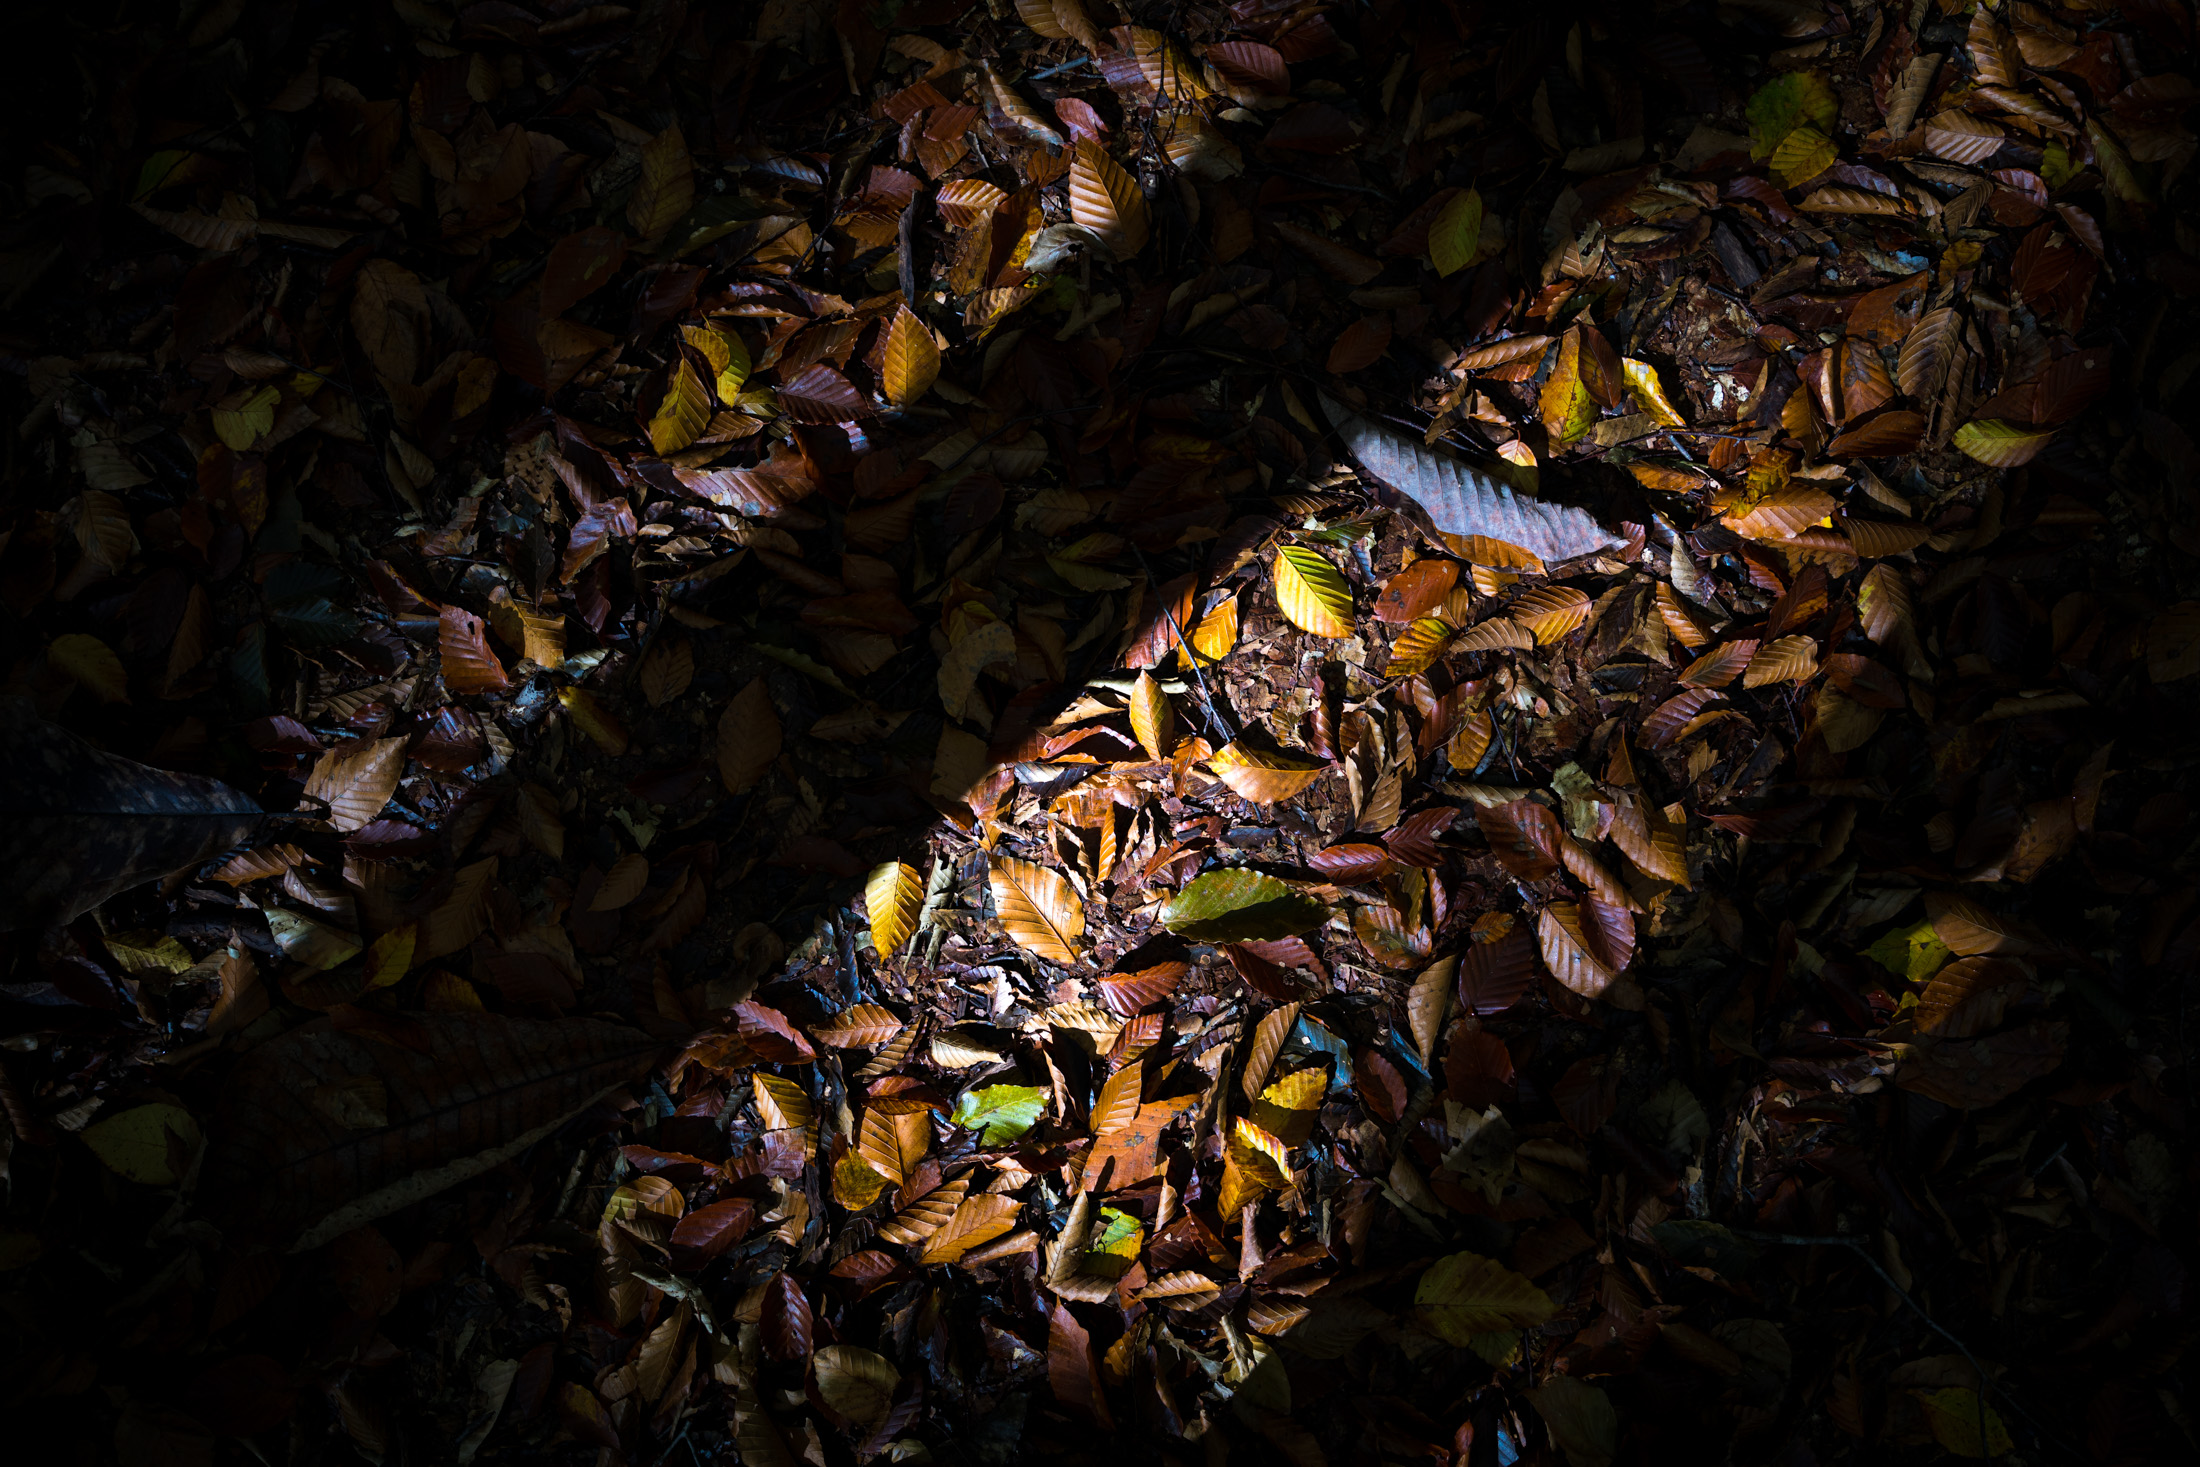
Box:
[1129,545,1236,745]
[1731,1229,2079,1462]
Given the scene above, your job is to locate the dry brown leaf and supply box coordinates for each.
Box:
[1068,139,1149,261]
[303,736,408,833]
[918,1192,1021,1265]
[591,852,649,911]
[990,856,1084,966]
[718,677,781,794]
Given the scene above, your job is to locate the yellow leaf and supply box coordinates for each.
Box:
[362,925,416,989]
[1407,956,1455,1066]
[1180,594,1239,667]
[1429,188,1484,278]
[81,1103,201,1186]
[754,1073,814,1134]
[1068,138,1149,261]
[1911,1389,2012,1459]
[49,633,129,703]
[990,856,1084,966]
[627,124,694,240]
[866,861,924,957]
[211,385,278,450]
[1769,125,1835,186]
[1621,358,1686,426]
[882,305,940,408]
[649,359,711,456]
[559,686,629,755]
[1128,671,1173,760]
[1227,1116,1292,1188]
[1383,617,1457,678]
[834,1149,888,1209]
[1206,741,1328,804]
[1538,902,1615,998]
[1415,1252,1555,1341]
[1091,1065,1141,1137]
[1953,419,2055,467]
[1273,546,1355,637]
[1538,330,1596,446]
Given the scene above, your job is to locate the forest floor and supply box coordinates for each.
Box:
[4,2,2200,1465]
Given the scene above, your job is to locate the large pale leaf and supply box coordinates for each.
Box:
[1323,398,1624,563]
[1161,869,1326,942]
[990,856,1084,965]
[1415,1252,1555,1340]
[1272,546,1355,637]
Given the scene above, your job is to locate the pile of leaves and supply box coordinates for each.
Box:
[4,0,2199,1463]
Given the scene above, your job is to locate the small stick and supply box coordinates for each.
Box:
[1130,545,1235,745]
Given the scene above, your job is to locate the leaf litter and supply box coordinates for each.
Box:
[2,2,2199,1466]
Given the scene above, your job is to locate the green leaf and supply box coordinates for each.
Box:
[1863,918,1951,983]
[1160,869,1327,943]
[1747,72,1838,160]
[1428,189,1484,278]
[950,1084,1048,1145]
